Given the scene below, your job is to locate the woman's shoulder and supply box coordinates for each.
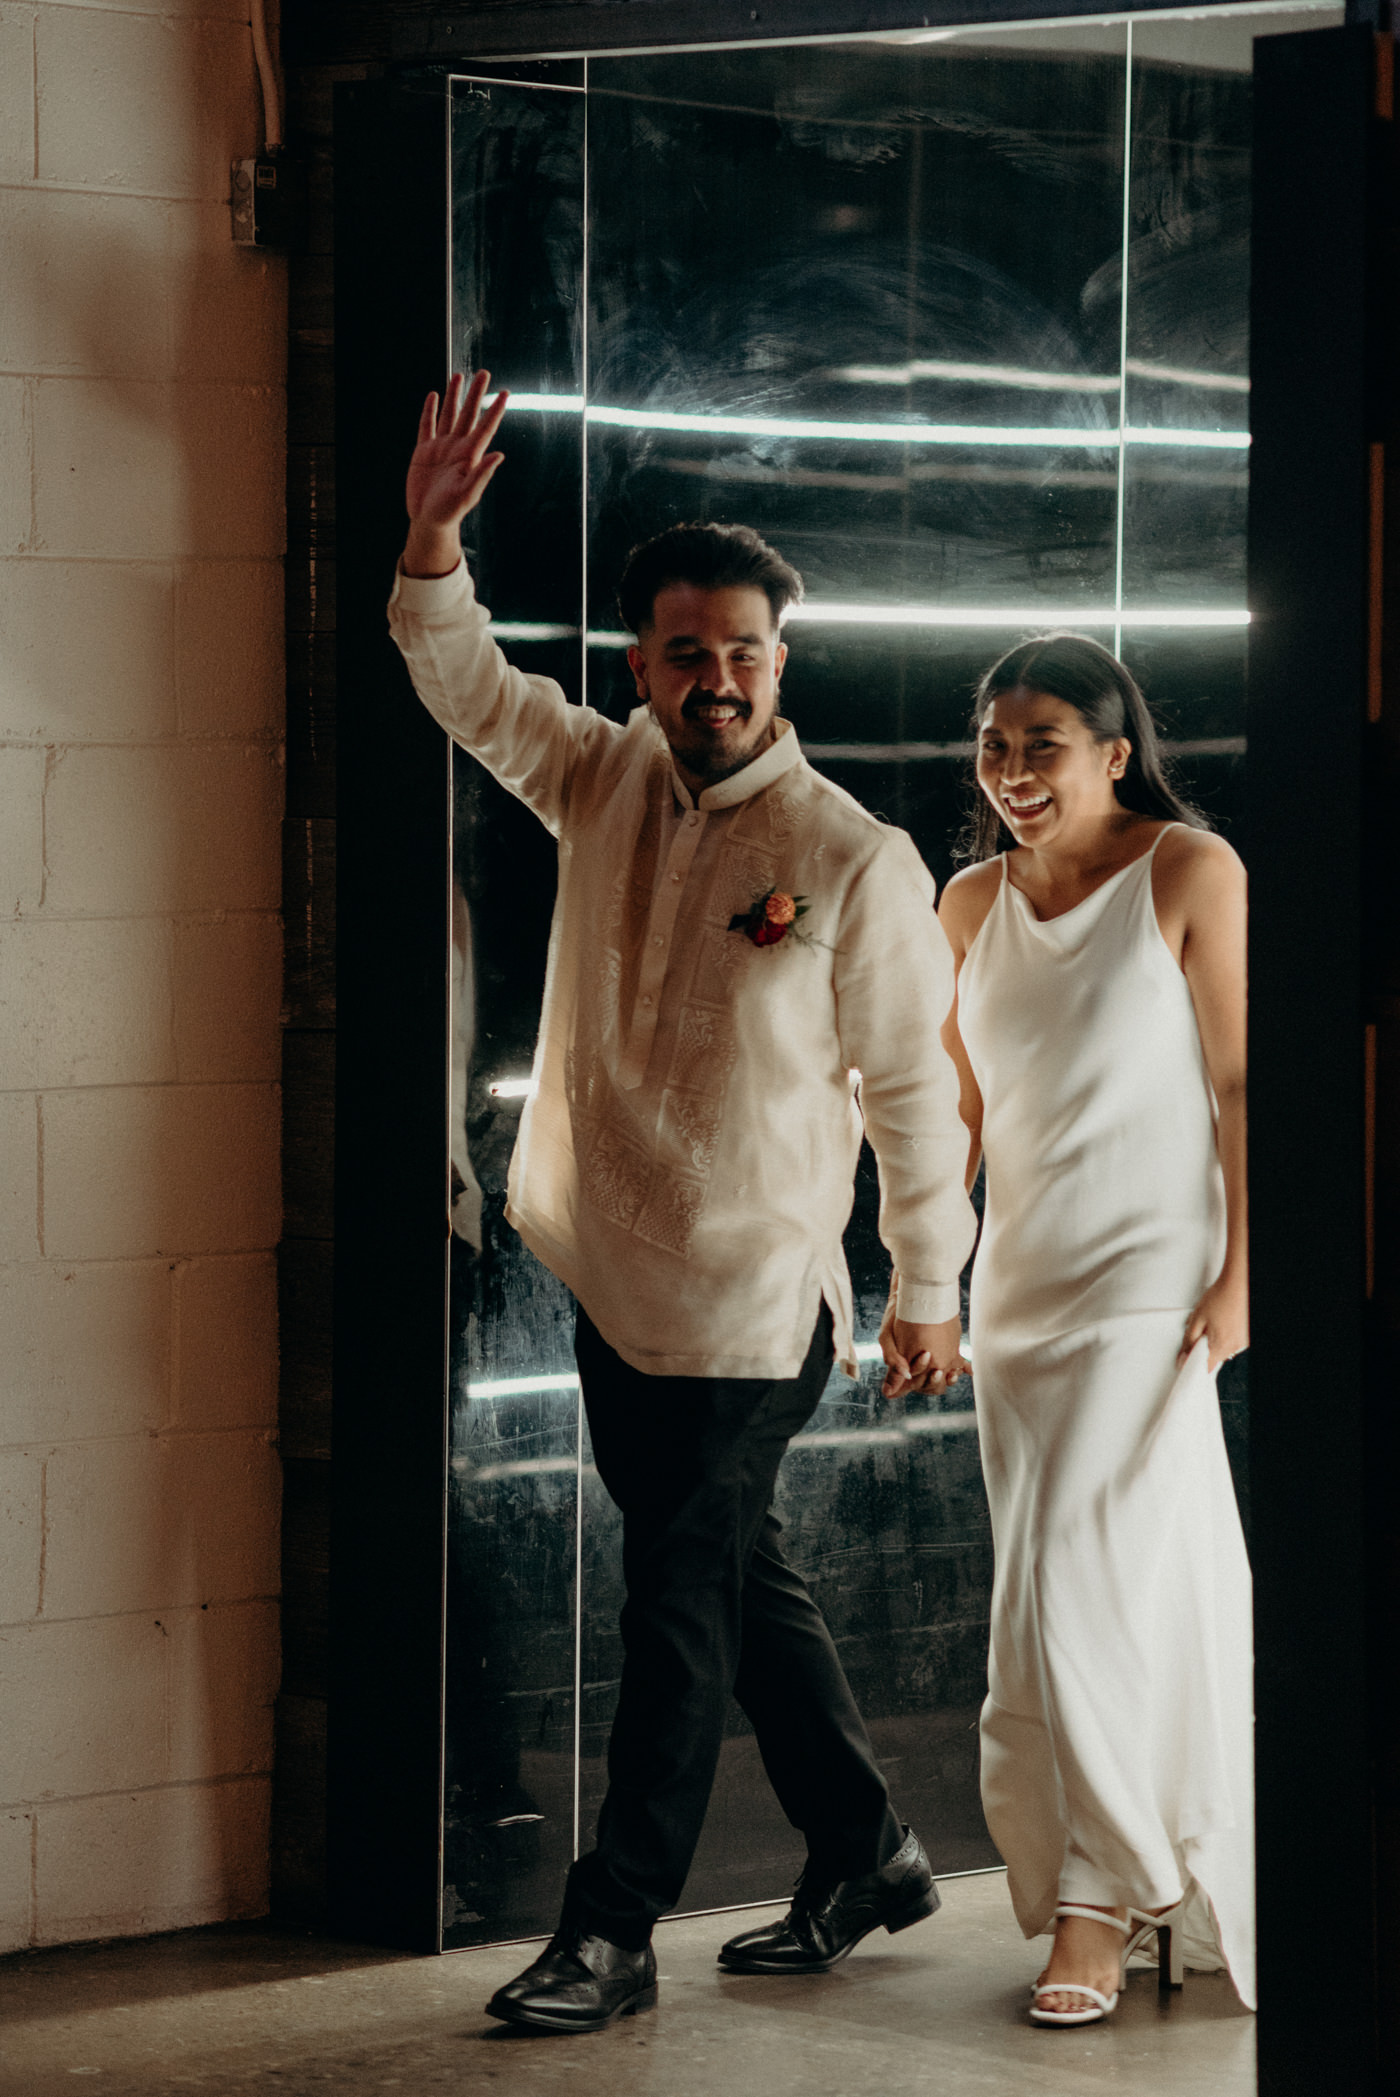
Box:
[1152,822,1245,894]
[939,857,1003,956]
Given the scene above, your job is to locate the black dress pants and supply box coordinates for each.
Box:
[566,1302,902,1949]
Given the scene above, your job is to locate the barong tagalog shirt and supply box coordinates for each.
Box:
[389,559,977,1381]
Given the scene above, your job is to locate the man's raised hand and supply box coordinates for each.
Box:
[403,371,508,579]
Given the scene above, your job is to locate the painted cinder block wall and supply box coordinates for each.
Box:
[0,1,285,1949]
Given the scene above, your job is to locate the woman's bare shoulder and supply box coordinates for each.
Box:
[1154,823,1245,894]
[939,858,1003,955]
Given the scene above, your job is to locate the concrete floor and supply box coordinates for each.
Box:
[0,1872,1254,2096]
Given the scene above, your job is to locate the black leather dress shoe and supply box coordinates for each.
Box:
[718,1825,940,1973]
[485,1926,658,2034]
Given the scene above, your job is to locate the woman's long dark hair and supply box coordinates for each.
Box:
[960,631,1210,862]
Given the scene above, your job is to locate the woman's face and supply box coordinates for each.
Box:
[975,685,1131,848]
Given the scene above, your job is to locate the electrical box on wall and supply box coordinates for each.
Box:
[231,153,307,249]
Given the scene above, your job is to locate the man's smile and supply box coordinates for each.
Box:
[683,695,750,727]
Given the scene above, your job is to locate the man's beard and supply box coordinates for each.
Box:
[672,692,777,784]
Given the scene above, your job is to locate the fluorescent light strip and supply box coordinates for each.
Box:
[782,603,1250,629]
[829,357,1249,396]
[466,1339,970,1403]
[505,393,1249,452]
[805,736,1246,761]
[490,607,1249,646]
[488,1076,536,1097]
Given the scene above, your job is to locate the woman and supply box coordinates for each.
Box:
[888,632,1254,2023]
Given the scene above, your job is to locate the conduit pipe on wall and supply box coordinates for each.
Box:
[251,0,282,150]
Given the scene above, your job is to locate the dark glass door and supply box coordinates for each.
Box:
[437,9,1310,1950]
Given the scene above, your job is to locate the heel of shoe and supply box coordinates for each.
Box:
[1155,1917,1184,1992]
[886,1887,941,1935]
[622,1984,658,2017]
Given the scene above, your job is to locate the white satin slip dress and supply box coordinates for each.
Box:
[956,827,1255,2008]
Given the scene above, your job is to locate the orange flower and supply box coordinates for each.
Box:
[764,892,797,925]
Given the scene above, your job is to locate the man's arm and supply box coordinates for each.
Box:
[391,371,618,835]
[832,835,979,1397]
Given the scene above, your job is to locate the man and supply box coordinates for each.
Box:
[391,371,977,2033]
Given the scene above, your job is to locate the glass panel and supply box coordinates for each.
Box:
[441,5,1341,1947]
[443,77,586,1951]
[577,32,1133,1903]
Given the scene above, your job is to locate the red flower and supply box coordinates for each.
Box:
[728,886,811,948]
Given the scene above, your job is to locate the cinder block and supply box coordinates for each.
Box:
[35,1776,270,1944]
[172,1253,278,1430]
[0,375,31,554]
[41,741,282,917]
[180,383,287,561]
[35,13,258,202]
[0,557,176,742]
[32,375,178,558]
[0,1095,39,1263]
[175,559,284,737]
[1,1260,171,1445]
[0,745,44,914]
[0,188,170,378]
[166,1597,279,1784]
[42,1082,281,1261]
[33,377,284,561]
[173,912,281,1083]
[41,1429,281,1619]
[0,918,175,1088]
[0,1454,42,1626]
[170,200,288,385]
[0,1617,167,1804]
[0,7,34,188]
[0,1808,32,1956]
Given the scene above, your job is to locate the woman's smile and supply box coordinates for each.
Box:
[1003,790,1052,821]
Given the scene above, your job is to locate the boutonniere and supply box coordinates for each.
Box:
[729,888,812,948]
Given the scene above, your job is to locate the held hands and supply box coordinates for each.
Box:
[1179,1268,1249,1372]
[403,371,509,578]
[880,1306,968,1402]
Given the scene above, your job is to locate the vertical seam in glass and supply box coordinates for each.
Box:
[574,61,590,1870]
[437,78,456,1955]
[1114,23,1133,662]
[580,67,592,715]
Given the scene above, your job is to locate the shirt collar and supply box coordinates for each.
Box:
[663,716,804,812]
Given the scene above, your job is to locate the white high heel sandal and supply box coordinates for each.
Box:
[1028,1898,1187,2027]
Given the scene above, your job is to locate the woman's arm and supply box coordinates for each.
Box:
[878,864,992,1401]
[937,866,993,1192]
[1161,831,1249,1369]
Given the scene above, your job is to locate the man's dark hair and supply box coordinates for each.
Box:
[616,522,804,636]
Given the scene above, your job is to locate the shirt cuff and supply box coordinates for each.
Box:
[389,555,470,612]
[894,1276,961,1325]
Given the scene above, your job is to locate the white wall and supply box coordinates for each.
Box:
[0,1,285,1949]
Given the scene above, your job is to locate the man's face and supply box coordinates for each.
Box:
[627,583,788,793]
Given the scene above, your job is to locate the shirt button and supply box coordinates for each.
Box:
[641,994,653,1008]
[687,812,700,825]
[671,872,682,883]
[653,935,664,947]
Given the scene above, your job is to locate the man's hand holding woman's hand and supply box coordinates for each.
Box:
[880,1305,967,1401]
[403,370,508,579]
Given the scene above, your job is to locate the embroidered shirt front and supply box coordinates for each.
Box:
[388,560,976,1380]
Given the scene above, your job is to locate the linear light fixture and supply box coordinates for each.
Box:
[829,357,1250,395]
[488,606,1249,645]
[465,1339,961,1403]
[783,603,1250,629]
[487,1076,536,1098]
[505,392,1249,452]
